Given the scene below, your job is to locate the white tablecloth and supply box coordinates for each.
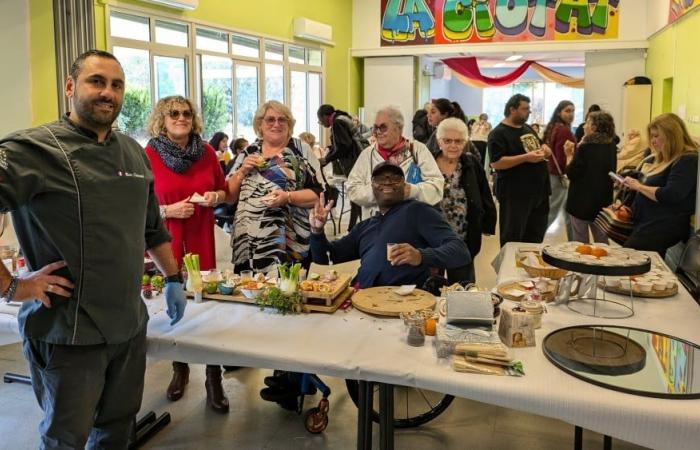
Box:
[146,243,700,450]
[0,303,20,346]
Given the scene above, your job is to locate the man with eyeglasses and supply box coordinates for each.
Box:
[488,94,552,247]
[317,104,366,231]
[308,162,470,288]
[0,50,184,449]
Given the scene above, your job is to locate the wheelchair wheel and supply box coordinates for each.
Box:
[345,380,454,428]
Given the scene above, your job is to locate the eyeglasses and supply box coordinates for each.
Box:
[371,175,403,186]
[440,138,466,146]
[264,116,289,125]
[372,123,390,134]
[168,109,193,120]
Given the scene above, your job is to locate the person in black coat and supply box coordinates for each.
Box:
[621,113,699,257]
[565,111,618,243]
[317,104,364,230]
[434,118,497,284]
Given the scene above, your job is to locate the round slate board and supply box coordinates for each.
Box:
[352,287,436,317]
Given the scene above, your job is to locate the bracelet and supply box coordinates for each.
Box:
[214,192,221,203]
[287,191,292,205]
[159,205,167,220]
[165,273,184,284]
[1,276,19,303]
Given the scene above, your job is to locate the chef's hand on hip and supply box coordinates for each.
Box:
[164,282,187,325]
[14,261,74,308]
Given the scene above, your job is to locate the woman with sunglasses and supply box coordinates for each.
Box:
[434,118,496,283]
[145,95,229,414]
[347,106,443,220]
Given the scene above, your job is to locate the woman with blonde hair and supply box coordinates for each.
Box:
[227,100,321,274]
[144,95,229,413]
[622,113,698,256]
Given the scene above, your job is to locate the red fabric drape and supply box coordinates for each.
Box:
[442,57,584,89]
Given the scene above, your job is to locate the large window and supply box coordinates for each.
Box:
[108,8,324,143]
[482,82,584,129]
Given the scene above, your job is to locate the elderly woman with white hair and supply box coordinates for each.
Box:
[347,106,443,218]
[226,100,322,274]
[434,118,496,283]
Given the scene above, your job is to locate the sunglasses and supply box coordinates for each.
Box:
[168,109,193,120]
[264,116,289,125]
[440,138,466,146]
[372,123,390,134]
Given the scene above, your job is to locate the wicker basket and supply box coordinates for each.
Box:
[519,255,568,280]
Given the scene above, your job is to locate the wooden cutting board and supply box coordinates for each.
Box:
[352,287,436,317]
[299,273,353,306]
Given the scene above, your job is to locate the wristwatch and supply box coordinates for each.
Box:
[165,273,184,284]
[1,276,19,302]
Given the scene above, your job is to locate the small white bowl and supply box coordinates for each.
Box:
[240,288,263,299]
[636,282,653,293]
[652,281,667,291]
[620,280,632,290]
[605,277,621,288]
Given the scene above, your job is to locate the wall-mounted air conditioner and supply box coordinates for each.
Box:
[142,0,198,10]
[293,17,334,46]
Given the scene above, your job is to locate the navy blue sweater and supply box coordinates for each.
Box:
[309,200,471,288]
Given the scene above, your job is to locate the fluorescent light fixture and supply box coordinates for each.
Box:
[505,54,523,62]
[494,62,506,68]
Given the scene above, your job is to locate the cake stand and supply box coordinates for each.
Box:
[542,248,650,319]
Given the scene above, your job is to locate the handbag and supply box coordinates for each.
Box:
[547,130,569,188]
[593,189,634,245]
[405,142,423,184]
[676,232,700,303]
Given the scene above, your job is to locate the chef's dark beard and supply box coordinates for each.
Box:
[73,96,122,128]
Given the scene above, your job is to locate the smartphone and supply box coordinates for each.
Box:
[609,171,625,184]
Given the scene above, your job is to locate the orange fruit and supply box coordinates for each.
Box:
[591,247,608,258]
[576,245,592,255]
[425,318,437,336]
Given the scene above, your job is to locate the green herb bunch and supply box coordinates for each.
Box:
[255,286,303,314]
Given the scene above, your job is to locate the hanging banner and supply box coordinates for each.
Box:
[668,0,700,24]
[380,0,620,47]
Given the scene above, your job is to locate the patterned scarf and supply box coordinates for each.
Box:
[148,134,204,173]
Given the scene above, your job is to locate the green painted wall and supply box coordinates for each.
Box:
[647,9,700,136]
[30,0,361,125]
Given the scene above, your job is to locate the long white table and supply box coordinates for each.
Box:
[3,243,700,449]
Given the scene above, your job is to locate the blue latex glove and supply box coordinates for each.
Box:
[164,281,187,325]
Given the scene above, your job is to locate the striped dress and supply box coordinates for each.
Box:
[231,139,321,273]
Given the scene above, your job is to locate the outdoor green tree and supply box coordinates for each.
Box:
[117,88,150,138]
[202,84,229,139]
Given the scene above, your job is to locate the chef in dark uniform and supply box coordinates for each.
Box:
[0,50,186,450]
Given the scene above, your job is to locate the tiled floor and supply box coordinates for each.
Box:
[0,207,650,449]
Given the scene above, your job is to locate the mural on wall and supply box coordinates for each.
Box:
[668,0,700,24]
[380,0,620,46]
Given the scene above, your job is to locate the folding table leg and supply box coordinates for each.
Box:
[356,380,372,450]
[379,383,394,450]
[604,434,613,450]
[129,411,171,449]
[574,425,583,450]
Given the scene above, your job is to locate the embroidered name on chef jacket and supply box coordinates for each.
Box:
[117,171,145,178]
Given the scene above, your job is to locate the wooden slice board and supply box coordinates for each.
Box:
[352,287,436,317]
[299,273,353,306]
[185,287,352,314]
[597,282,678,298]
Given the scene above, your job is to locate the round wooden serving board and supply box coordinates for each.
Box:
[598,282,678,298]
[352,287,436,317]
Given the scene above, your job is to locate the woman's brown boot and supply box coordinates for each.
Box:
[166,361,189,401]
[205,365,229,414]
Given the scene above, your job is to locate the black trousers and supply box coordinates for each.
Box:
[498,193,550,247]
[23,327,147,450]
[472,141,488,165]
[624,221,688,258]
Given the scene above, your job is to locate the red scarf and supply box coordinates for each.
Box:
[377,137,406,162]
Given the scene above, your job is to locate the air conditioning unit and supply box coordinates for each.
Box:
[142,0,198,10]
[293,17,334,46]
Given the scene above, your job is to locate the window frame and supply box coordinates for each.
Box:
[106,5,325,140]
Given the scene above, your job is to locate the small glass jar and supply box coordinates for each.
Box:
[406,317,426,347]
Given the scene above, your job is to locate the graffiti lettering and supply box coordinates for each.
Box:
[381,0,435,42]
[555,0,620,35]
[443,0,495,40]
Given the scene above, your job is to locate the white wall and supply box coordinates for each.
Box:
[647,0,671,37]
[0,0,32,136]
[363,56,416,137]
[352,0,648,56]
[584,49,646,134]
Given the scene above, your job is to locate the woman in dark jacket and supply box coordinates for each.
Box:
[622,113,698,257]
[434,118,496,283]
[565,111,617,243]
